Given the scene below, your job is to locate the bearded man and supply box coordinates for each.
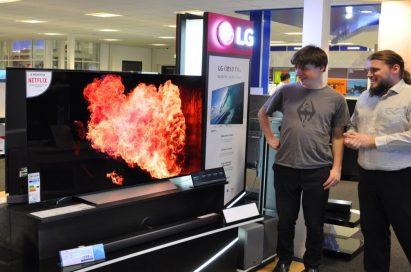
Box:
[344,50,411,272]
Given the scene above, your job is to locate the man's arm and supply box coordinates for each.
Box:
[323,126,345,190]
[258,107,280,150]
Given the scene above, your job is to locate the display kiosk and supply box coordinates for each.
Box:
[0,175,264,272]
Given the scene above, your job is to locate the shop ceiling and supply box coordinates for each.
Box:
[0,0,381,48]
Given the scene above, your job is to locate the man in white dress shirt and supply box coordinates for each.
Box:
[344,50,411,272]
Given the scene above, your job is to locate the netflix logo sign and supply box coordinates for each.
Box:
[26,70,52,98]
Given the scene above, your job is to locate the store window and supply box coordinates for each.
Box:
[51,40,100,70]
[0,39,100,70]
[75,41,100,70]
[0,40,45,69]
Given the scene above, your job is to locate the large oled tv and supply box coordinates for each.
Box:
[5,68,204,203]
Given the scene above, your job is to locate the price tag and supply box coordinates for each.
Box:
[59,244,105,267]
[28,172,41,204]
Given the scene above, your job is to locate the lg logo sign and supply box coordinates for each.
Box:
[216,21,254,48]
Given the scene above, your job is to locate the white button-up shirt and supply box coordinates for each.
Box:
[350,79,411,171]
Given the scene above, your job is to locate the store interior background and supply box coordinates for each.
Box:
[0,0,409,270]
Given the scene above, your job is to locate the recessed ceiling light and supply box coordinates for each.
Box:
[16,20,47,24]
[85,12,122,18]
[102,38,121,41]
[99,29,120,32]
[0,0,21,3]
[278,43,302,46]
[284,32,302,35]
[41,33,64,36]
[159,36,175,39]
[151,44,167,46]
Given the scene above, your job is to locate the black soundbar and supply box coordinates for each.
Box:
[104,213,220,253]
[326,199,352,215]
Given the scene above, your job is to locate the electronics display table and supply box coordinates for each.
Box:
[0,214,263,272]
[323,210,363,260]
[1,181,247,272]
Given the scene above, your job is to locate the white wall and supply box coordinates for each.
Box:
[109,45,153,72]
[379,1,411,72]
[270,50,371,69]
[151,47,176,73]
[103,45,176,73]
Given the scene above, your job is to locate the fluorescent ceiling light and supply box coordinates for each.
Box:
[99,29,119,32]
[151,43,167,46]
[41,33,64,36]
[359,10,372,14]
[177,9,204,16]
[273,43,302,46]
[270,41,285,44]
[165,24,176,28]
[85,12,122,18]
[0,0,21,3]
[16,20,47,24]
[159,36,175,39]
[336,42,353,45]
[284,32,302,35]
[345,6,353,13]
[101,38,121,41]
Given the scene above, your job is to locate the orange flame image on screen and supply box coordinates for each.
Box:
[83,74,186,181]
[106,171,124,186]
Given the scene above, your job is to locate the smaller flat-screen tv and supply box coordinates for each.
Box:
[0,69,6,81]
[5,68,205,203]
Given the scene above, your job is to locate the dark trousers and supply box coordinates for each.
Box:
[358,167,411,272]
[273,164,330,268]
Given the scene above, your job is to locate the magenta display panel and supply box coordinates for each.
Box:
[206,12,254,57]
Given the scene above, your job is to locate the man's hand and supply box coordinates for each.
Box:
[343,131,376,150]
[266,136,280,150]
[323,168,341,190]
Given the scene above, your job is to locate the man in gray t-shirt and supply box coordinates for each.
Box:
[258,45,350,272]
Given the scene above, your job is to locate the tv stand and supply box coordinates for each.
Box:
[0,182,226,267]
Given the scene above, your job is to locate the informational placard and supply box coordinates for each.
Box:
[222,202,259,224]
[59,243,105,267]
[26,70,52,98]
[205,55,249,204]
[28,172,41,204]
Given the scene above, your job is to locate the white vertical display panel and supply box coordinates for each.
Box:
[205,55,249,204]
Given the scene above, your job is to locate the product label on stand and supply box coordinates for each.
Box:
[60,243,106,267]
[28,172,41,204]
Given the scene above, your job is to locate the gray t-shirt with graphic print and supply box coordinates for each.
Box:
[263,82,350,169]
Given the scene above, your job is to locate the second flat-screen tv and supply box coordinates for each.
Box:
[6,68,204,203]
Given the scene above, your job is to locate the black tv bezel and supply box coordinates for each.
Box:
[5,67,206,204]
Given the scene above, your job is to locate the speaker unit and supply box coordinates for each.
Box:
[326,199,352,215]
[258,216,278,259]
[238,222,264,270]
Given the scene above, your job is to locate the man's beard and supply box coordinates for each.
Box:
[369,78,392,97]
